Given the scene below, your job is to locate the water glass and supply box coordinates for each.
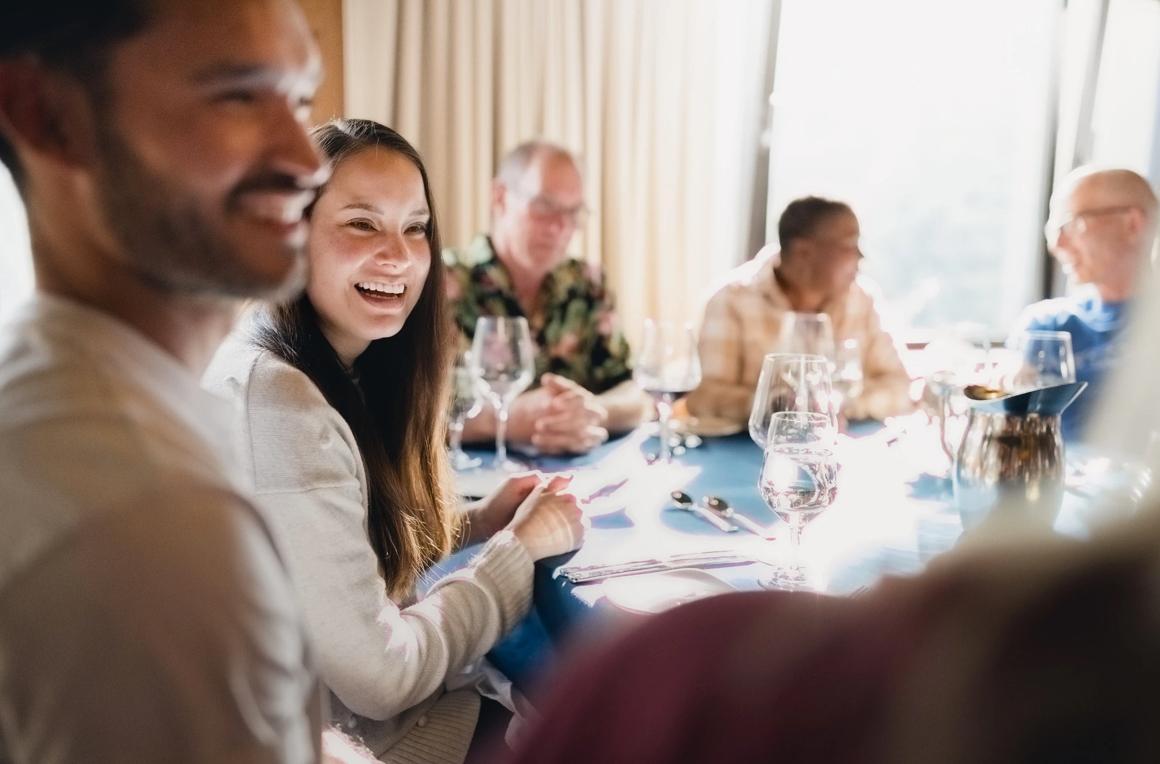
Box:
[634,319,702,463]
[758,411,839,590]
[778,312,836,358]
[1004,330,1076,390]
[470,317,536,472]
[448,351,483,471]
[748,354,834,448]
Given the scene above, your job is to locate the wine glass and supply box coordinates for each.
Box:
[748,354,834,448]
[778,312,836,358]
[1003,330,1076,390]
[830,338,864,417]
[634,319,702,463]
[448,351,483,471]
[921,322,995,465]
[470,317,536,472]
[758,411,839,590]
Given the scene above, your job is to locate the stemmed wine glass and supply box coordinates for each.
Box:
[448,351,483,471]
[758,411,840,590]
[778,312,836,358]
[634,319,701,463]
[470,317,536,472]
[830,338,864,418]
[1003,330,1076,390]
[748,354,834,448]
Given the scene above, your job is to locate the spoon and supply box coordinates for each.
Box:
[702,496,775,540]
[670,491,737,533]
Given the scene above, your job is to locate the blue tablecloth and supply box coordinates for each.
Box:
[446,421,968,690]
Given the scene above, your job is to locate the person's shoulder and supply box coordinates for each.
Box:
[441,233,495,270]
[206,333,330,418]
[1015,296,1080,331]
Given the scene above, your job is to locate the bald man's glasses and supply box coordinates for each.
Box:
[509,188,588,226]
[1044,205,1135,242]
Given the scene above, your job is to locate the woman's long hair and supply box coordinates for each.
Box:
[255,119,456,598]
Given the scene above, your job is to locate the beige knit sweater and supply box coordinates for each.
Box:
[205,335,534,763]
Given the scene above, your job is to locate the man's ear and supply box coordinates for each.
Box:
[0,58,98,177]
[491,180,507,214]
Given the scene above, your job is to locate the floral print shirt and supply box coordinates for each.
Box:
[443,234,633,394]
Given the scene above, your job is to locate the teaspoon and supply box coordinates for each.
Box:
[702,496,775,539]
[670,491,737,533]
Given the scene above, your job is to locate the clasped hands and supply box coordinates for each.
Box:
[510,373,609,455]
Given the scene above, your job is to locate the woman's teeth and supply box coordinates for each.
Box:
[356,281,405,296]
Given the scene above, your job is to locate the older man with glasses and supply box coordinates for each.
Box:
[1014,166,1159,440]
[444,141,647,455]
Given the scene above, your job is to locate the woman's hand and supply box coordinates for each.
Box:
[463,473,557,544]
[508,476,585,560]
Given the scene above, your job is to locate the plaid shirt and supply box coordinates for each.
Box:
[688,246,913,423]
[442,235,633,394]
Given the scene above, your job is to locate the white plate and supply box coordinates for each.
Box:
[602,568,736,614]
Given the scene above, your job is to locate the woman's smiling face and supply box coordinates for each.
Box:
[306,147,433,365]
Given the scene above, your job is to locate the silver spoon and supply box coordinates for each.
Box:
[670,491,737,533]
[702,496,775,539]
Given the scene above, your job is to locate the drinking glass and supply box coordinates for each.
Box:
[778,312,836,358]
[448,351,483,471]
[470,317,536,472]
[830,338,864,417]
[1004,330,1076,390]
[748,354,834,448]
[634,320,702,463]
[759,411,839,590]
[921,322,995,464]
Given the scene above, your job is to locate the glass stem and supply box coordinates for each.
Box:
[787,521,805,571]
[496,403,510,465]
[657,395,674,462]
[448,417,465,456]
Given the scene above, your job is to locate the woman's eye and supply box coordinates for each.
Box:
[346,219,376,232]
[406,222,429,236]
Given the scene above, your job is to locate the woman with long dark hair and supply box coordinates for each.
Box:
[206,119,583,763]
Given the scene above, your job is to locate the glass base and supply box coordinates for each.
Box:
[758,565,814,592]
[449,450,482,471]
[492,456,529,473]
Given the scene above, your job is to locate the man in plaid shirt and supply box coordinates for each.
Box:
[688,197,913,424]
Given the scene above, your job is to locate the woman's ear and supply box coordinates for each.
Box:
[0,58,100,178]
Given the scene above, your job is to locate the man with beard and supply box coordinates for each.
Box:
[0,1,345,761]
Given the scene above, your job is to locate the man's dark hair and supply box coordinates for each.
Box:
[777,196,853,252]
[0,1,153,189]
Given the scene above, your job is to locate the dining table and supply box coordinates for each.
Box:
[433,413,1115,692]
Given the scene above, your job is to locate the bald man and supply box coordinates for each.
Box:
[1015,166,1159,439]
[444,141,647,456]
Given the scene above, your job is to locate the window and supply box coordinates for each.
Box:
[765,0,1059,336]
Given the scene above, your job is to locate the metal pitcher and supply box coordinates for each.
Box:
[952,382,1087,533]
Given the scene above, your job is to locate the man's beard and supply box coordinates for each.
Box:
[91,123,309,303]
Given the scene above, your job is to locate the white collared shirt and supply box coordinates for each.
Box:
[0,294,321,763]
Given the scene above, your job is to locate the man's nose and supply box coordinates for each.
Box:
[268,103,329,189]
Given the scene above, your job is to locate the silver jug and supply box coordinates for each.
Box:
[953,382,1086,533]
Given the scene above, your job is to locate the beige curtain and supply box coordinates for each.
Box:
[343,0,775,342]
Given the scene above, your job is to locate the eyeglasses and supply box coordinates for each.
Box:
[509,188,589,226]
[1044,205,1135,242]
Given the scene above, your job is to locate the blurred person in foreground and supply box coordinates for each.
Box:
[1013,166,1158,440]
[687,196,913,425]
[500,218,1160,764]
[0,1,371,761]
[443,141,648,455]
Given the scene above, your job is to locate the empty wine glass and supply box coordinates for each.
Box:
[1004,330,1076,390]
[470,317,536,472]
[830,338,864,417]
[634,320,702,463]
[778,312,836,358]
[448,351,483,471]
[748,354,833,448]
[759,411,839,590]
